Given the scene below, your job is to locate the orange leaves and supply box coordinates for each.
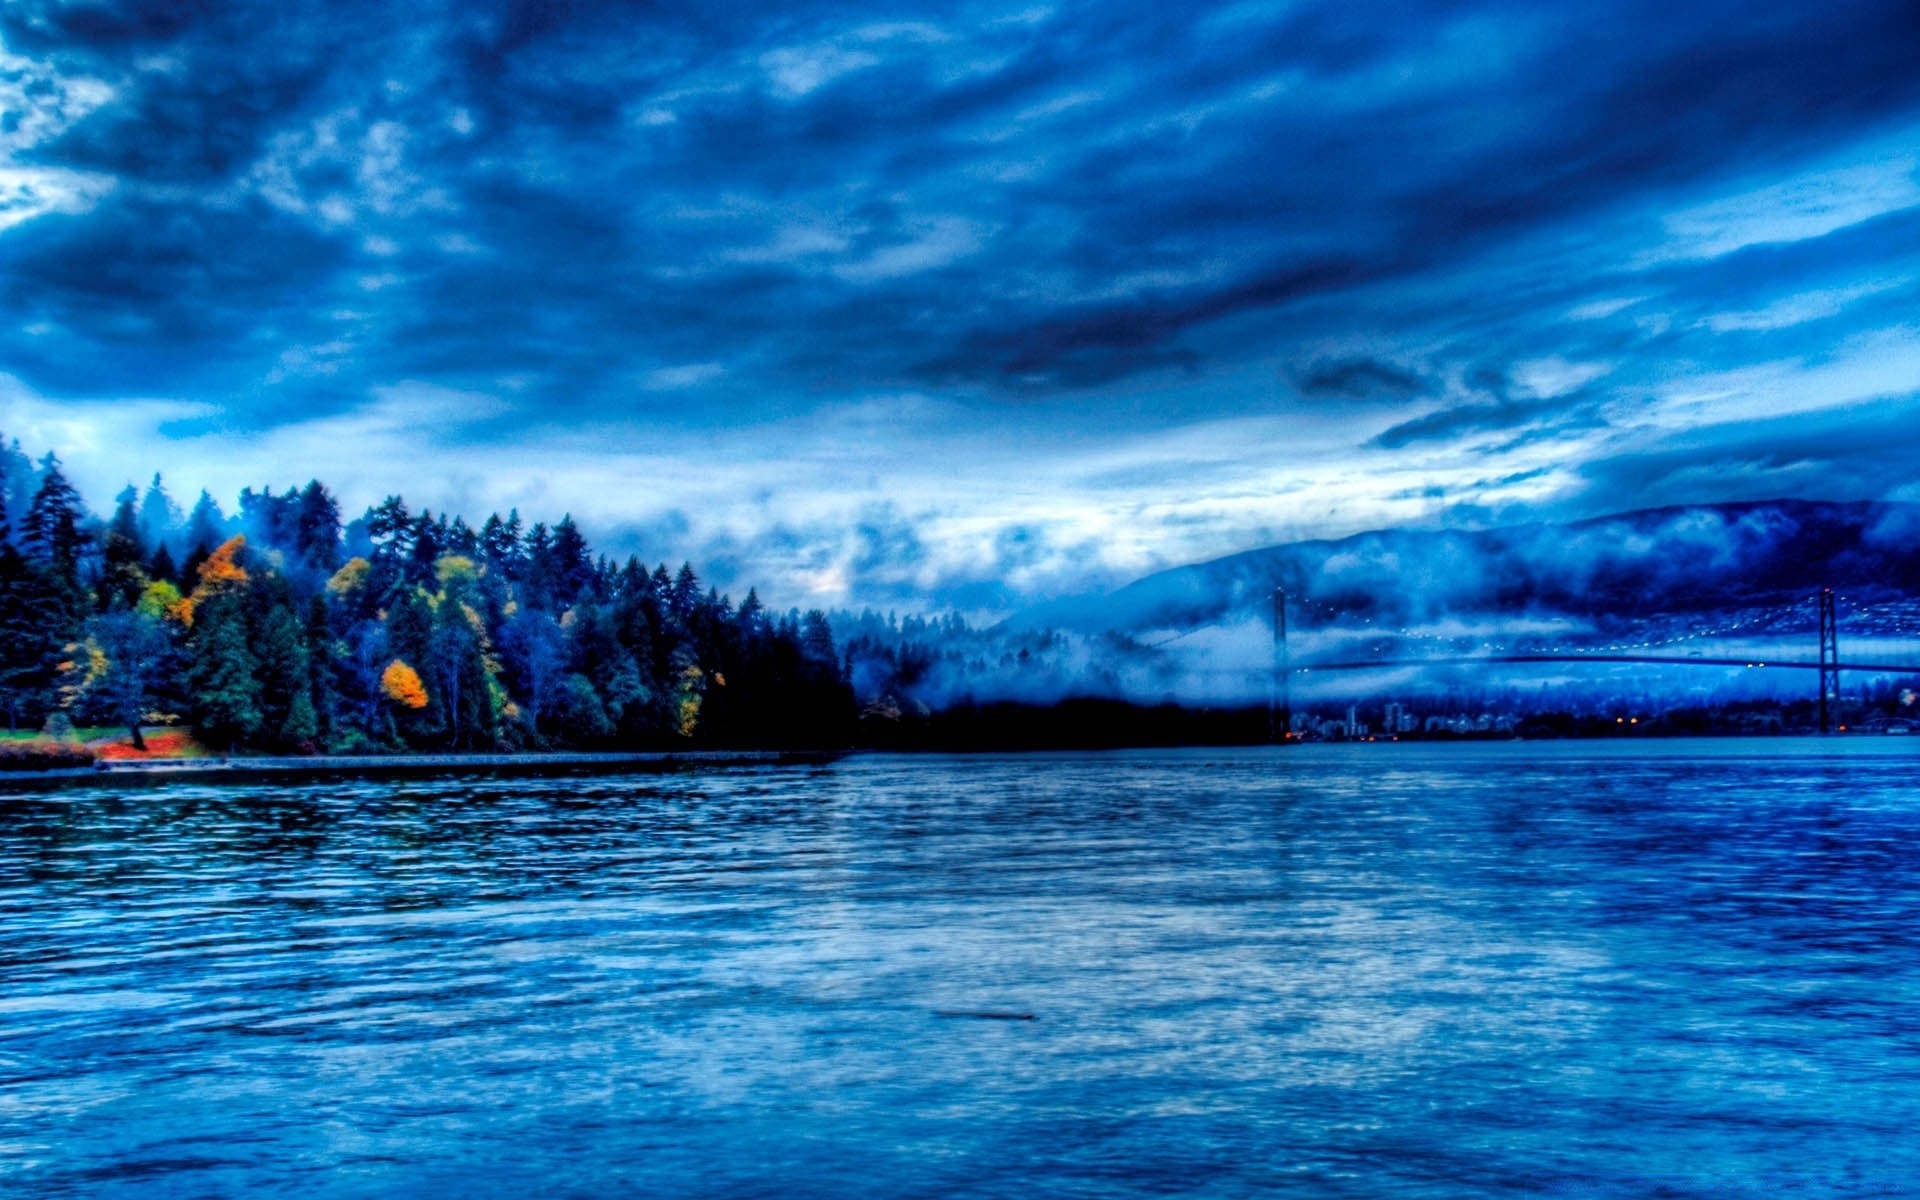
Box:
[198,536,249,586]
[96,730,202,760]
[381,659,430,709]
[173,535,250,627]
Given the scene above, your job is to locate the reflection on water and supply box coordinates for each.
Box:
[3,741,1919,1198]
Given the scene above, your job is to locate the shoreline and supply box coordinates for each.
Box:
[0,749,845,788]
[5,732,1910,789]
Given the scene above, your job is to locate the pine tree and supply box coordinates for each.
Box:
[522,522,555,610]
[22,455,87,576]
[139,473,181,553]
[305,594,341,748]
[549,515,594,607]
[101,484,149,611]
[186,591,263,748]
[255,598,312,749]
[184,490,228,557]
[671,563,701,619]
[480,509,524,580]
[295,480,342,572]
[149,543,179,585]
[0,540,48,732]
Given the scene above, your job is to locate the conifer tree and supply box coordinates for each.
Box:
[101,484,149,611]
[186,590,263,748]
[184,490,228,557]
[139,473,181,552]
[22,455,87,588]
[295,480,343,573]
[255,597,312,749]
[0,537,46,732]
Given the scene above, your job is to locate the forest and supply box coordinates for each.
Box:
[0,437,854,759]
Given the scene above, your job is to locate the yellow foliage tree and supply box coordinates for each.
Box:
[138,580,183,622]
[381,660,430,710]
[673,663,704,738]
[328,557,370,595]
[435,555,478,589]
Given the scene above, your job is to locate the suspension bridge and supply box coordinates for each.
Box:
[1269,587,1920,736]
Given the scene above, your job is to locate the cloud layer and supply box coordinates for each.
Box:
[2,0,1917,612]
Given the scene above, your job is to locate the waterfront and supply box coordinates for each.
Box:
[4,742,1919,1198]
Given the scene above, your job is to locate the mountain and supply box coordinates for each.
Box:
[1009,499,1920,635]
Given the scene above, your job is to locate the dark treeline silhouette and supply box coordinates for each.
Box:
[0,437,852,753]
[857,698,1272,751]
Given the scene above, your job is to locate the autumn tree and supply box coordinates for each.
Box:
[181,537,262,748]
[382,660,429,709]
[426,557,498,750]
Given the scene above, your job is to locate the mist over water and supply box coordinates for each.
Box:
[844,500,1920,709]
[5,744,1920,1198]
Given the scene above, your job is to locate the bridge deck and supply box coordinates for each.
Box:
[1294,653,1920,673]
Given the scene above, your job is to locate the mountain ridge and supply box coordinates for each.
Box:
[1007,498,1920,635]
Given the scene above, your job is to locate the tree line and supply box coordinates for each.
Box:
[0,438,853,753]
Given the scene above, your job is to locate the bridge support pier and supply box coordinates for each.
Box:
[1271,587,1289,741]
[1818,588,1839,734]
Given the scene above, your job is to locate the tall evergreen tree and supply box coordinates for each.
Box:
[184,490,227,558]
[139,473,181,552]
[295,480,343,573]
[101,484,149,611]
[0,539,47,732]
[549,515,594,607]
[22,455,87,573]
[255,595,313,750]
[480,509,524,580]
[186,591,263,749]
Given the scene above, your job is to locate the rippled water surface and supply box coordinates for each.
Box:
[5,741,1920,1198]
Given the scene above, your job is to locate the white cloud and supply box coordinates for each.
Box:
[759,44,880,98]
[642,363,726,390]
[244,110,435,228]
[1013,89,1102,123]
[722,224,852,264]
[1647,142,1920,262]
[0,47,116,231]
[0,165,116,232]
[1510,357,1612,398]
[1619,325,1920,430]
[1701,279,1904,333]
[1567,296,1641,320]
[832,216,986,282]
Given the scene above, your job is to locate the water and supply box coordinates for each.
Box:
[4,741,1920,1199]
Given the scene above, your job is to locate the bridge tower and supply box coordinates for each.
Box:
[1818,588,1839,734]
[1271,586,1290,741]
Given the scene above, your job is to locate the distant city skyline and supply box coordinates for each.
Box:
[2,0,1917,614]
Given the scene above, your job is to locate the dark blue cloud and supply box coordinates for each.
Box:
[2,0,1918,609]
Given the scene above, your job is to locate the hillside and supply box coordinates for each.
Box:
[1009,499,1920,635]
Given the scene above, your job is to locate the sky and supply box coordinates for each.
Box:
[1,0,1917,616]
